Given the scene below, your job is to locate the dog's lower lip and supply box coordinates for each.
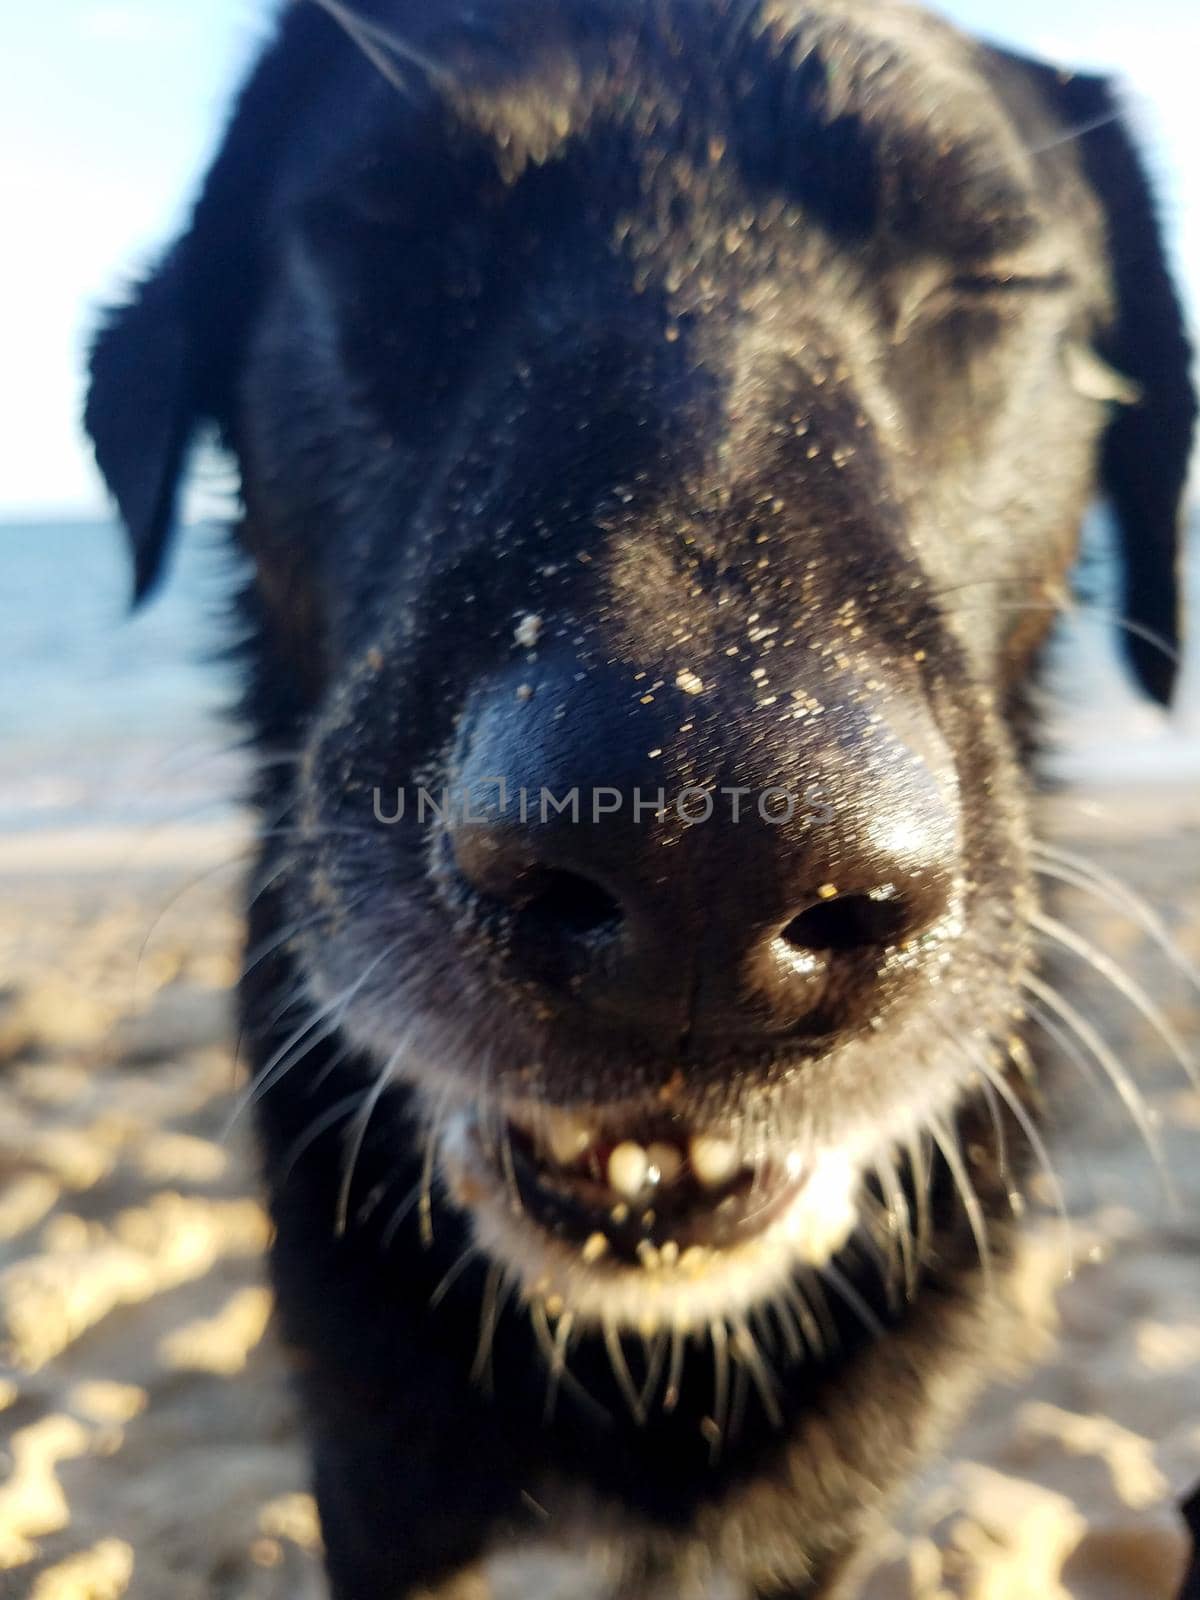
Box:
[478,1108,807,1262]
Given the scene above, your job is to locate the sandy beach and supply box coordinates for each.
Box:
[1,781,1198,1600]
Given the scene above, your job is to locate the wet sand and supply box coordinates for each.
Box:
[1,787,1198,1599]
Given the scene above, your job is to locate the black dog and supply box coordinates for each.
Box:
[86,2,1194,1595]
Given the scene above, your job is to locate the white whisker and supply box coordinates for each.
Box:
[637,1329,669,1414]
[767,1292,805,1362]
[663,1323,686,1413]
[419,1088,454,1248]
[430,1242,480,1310]
[604,1317,646,1425]
[307,0,450,94]
[1022,974,1173,1197]
[820,1259,886,1341]
[732,1317,782,1428]
[335,1041,406,1235]
[904,1127,933,1262]
[708,1317,731,1462]
[471,1260,509,1391]
[930,1119,992,1289]
[226,934,404,1138]
[874,1151,917,1300]
[1032,910,1196,1085]
[1032,844,1200,996]
[983,1055,1074,1276]
[279,1089,369,1183]
[543,1309,576,1424]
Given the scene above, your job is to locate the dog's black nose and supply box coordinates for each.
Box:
[445,658,960,1043]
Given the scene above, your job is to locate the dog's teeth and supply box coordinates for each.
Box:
[1064,342,1142,405]
[542,1110,592,1166]
[581,1232,609,1264]
[689,1135,740,1187]
[645,1142,683,1185]
[608,1141,649,1197]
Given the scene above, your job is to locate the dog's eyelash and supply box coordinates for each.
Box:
[891,268,1075,338]
[950,269,1075,294]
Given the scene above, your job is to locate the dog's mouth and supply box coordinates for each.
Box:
[441,1096,864,1295]
[497,1104,805,1263]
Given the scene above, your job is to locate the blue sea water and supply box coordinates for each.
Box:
[1,514,1197,835]
[0,519,248,833]
[1035,509,1200,787]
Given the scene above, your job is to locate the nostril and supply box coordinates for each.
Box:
[520,868,624,940]
[781,889,914,953]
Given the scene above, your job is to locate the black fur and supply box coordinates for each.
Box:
[86,3,1194,1596]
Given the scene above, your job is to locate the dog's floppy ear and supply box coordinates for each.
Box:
[1068,73,1195,705]
[1013,59,1196,704]
[86,108,271,605]
[86,250,199,603]
[85,4,347,604]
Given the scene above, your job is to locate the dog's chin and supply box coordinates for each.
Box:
[432,1092,901,1335]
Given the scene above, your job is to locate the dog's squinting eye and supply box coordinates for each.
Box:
[892,266,1073,344]
[949,269,1075,296]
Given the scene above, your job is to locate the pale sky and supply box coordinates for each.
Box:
[3,0,1196,520]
